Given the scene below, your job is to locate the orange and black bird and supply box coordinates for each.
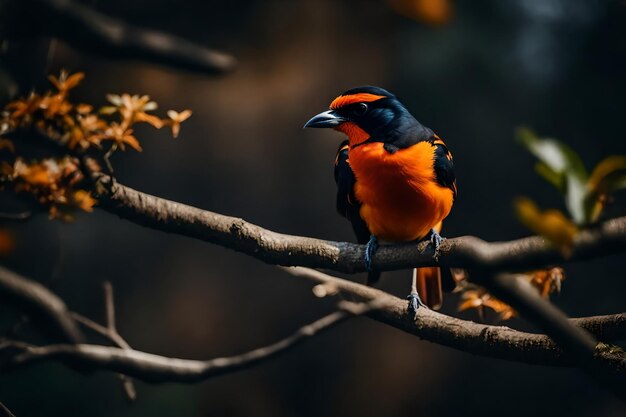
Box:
[304,86,456,312]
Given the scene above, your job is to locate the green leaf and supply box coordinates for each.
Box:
[565,176,588,225]
[517,127,588,224]
[517,127,588,181]
[534,161,564,192]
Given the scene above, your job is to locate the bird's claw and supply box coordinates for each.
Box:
[407,292,423,316]
[429,228,445,261]
[364,235,378,272]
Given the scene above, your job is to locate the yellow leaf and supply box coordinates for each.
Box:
[99,106,118,115]
[135,112,164,129]
[458,297,482,312]
[457,288,516,321]
[6,94,42,119]
[587,155,626,195]
[64,72,85,91]
[528,267,565,298]
[72,190,97,212]
[167,109,192,122]
[483,298,516,320]
[75,103,93,114]
[15,161,54,186]
[167,109,192,138]
[48,71,84,93]
[515,197,578,256]
[121,135,142,152]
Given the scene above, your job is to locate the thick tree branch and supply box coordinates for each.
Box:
[0,300,382,383]
[569,312,626,341]
[95,176,626,397]
[3,167,626,392]
[96,175,626,274]
[1,0,236,74]
[282,267,626,369]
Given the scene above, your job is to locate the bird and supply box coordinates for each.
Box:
[304,86,456,313]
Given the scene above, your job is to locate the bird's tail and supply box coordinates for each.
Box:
[415,221,444,309]
[415,267,442,309]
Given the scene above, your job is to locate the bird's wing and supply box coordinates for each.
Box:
[432,135,457,199]
[334,140,371,244]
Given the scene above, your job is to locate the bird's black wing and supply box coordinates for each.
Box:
[432,136,457,199]
[334,140,370,244]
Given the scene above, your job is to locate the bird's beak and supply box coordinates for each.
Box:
[303,110,347,128]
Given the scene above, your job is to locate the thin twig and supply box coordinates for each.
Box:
[0,402,16,417]
[70,313,130,350]
[102,281,135,401]
[71,310,137,400]
[1,300,383,383]
[103,282,116,334]
[0,211,32,221]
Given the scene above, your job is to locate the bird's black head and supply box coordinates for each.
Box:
[304,86,430,148]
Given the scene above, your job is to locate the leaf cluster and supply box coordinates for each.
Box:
[0,71,191,220]
[515,128,626,254]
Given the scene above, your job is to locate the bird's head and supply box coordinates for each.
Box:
[304,86,424,148]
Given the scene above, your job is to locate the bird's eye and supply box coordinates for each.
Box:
[354,103,368,116]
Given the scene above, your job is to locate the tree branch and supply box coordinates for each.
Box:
[1,0,236,74]
[0,260,624,389]
[281,267,626,369]
[0,266,83,344]
[0,211,32,222]
[94,176,626,397]
[0,300,383,383]
[475,272,624,398]
[102,282,136,401]
[0,402,16,417]
[95,175,626,274]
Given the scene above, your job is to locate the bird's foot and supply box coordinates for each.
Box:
[364,235,378,272]
[407,292,424,316]
[429,228,445,261]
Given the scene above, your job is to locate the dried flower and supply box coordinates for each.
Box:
[458,289,515,321]
[48,71,84,95]
[0,71,190,220]
[167,109,192,138]
[455,268,566,321]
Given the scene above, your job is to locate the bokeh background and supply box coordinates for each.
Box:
[1,0,626,416]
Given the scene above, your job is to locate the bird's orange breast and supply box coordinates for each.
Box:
[349,141,454,242]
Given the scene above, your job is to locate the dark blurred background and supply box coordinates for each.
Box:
[1,0,625,416]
